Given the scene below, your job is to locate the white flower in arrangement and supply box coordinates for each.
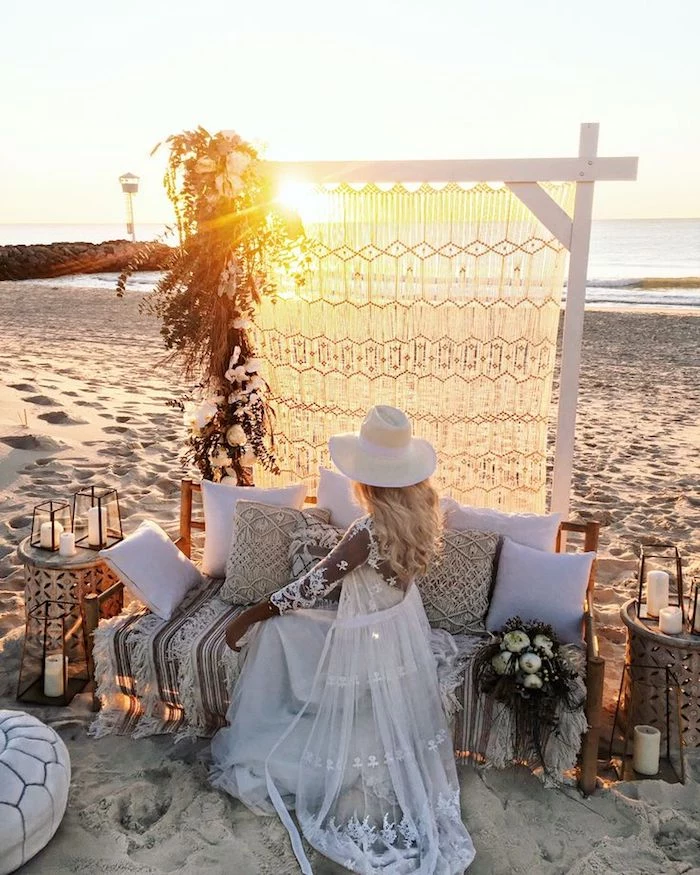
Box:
[183,404,198,431]
[244,358,263,373]
[218,275,237,298]
[246,375,266,393]
[228,174,245,196]
[533,634,554,657]
[225,364,249,384]
[210,447,231,468]
[501,630,531,654]
[490,651,513,676]
[239,448,257,468]
[226,151,252,178]
[522,673,543,690]
[232,316,253,330]
[518,652,542,674]
[193,399,218,429]
[229,346,241,367]
[225,424,248,446]
[221,130,241,143]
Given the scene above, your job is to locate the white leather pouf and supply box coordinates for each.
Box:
[0,710,71,874]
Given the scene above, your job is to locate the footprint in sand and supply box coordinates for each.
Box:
[0,434,66,450]
[22,395,59,406]
[8,515,32,530]
[75,400,105,409]
[37,411,87,425]
[102,426,131,434]
[115,416,132,423]
[8,383,35,392]
[63,390,80,397]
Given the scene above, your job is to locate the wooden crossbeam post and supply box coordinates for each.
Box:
[550,123,599,518]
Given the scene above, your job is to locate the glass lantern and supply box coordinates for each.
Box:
[72,486,123,551]
[636,543,685,623]
[17,599,89,706]
[30,500,73,552]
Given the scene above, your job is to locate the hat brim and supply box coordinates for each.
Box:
[329,434,437,488]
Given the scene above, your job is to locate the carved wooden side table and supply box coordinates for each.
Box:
[621,598,700,749]
[18,537,123,662]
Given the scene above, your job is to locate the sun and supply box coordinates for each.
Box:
[275,180,330,225]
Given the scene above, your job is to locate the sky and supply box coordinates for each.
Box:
[1,0,698,223]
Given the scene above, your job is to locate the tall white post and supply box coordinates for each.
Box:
[550,123,598,517]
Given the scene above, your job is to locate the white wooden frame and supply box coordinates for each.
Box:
[270,123,638,517]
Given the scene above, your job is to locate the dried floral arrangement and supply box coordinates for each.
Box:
[119,128,307,483]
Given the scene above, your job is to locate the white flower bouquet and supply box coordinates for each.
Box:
[473,617,582,767]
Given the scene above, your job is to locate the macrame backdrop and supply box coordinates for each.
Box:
[254,182,574,511]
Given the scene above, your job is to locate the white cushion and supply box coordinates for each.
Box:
[200,480,307,577]
[0,710,70,875]
[100,520,201,620]
[485,538,595,644]
[443,497,561,552]
[316,467,364,529]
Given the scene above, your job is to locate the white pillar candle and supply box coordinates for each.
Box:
[39,520,63,549]
[87,506,108,546]
[646,570,670,618]
[659,606,683,635]
[694,603,700,634]
[43,654,64,698]
[633,724,661,775]
[59,531,76,557]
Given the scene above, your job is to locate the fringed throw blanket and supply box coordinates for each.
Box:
[90,577,244,740]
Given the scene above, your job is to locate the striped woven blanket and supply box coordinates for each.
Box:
[90,577,244,739]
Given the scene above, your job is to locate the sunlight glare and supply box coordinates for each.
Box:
[276,180,328,226]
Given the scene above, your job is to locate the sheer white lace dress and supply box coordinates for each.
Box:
[210,515,475,874]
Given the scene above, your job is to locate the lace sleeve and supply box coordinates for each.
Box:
[270,517,372,613]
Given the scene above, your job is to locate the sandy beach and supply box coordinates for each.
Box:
[1,279,699,874]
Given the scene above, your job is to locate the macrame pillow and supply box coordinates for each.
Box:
[416,529,500,634]
[221,501,330,605]
[288,522,344,580]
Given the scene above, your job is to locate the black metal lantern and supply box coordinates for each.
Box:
[636,543,685,622]
[689,579,700,637]
[30,500,73,552]
[72,486,123,551]
[17,599,89,706]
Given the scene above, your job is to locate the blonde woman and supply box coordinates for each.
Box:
[211,406,475,873]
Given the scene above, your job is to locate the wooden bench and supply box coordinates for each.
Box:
[84,478,603,795]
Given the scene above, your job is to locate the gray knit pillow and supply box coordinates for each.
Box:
[416,529,499,634]
[221,501,329,605]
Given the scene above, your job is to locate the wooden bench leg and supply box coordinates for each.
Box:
[83,593,101,713]
[580,655,605,795]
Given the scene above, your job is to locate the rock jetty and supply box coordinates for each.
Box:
[0,240,172,281]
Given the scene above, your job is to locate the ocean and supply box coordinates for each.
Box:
[1,219,698,310]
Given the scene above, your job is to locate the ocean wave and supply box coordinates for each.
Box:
[577,276,700,290]
[11,271,700,310]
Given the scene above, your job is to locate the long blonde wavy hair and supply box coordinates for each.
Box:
[353,479,442,579]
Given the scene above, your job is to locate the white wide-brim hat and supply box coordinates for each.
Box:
[329,405,436,488]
